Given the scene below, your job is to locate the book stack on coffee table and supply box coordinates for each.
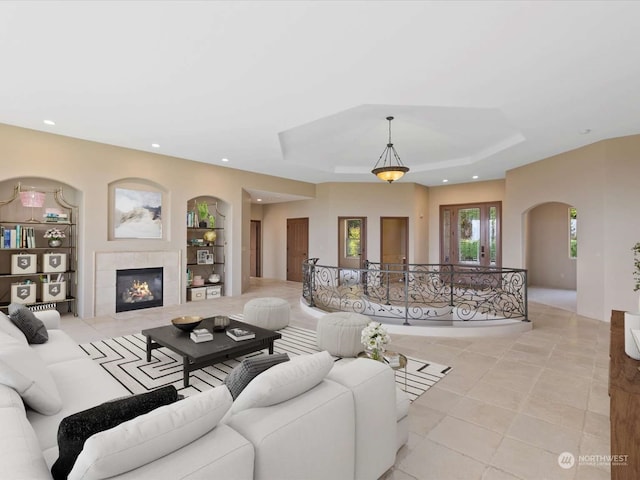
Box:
[226,327,255,341]
[190,328,213,343]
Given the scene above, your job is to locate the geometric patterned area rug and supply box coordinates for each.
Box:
[80,317,451,403]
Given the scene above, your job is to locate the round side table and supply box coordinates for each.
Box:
[358,350,408,390]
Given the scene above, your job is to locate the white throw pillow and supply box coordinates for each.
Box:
[231,350,334,414]
[68,385,233,480]
[0,312,27,344]
[0,334,62,415]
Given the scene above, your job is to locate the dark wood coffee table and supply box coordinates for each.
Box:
[142,317,281,387]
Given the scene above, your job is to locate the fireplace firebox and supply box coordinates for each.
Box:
[115,267,163,312]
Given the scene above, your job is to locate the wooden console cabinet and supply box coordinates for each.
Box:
[610,309,640,479]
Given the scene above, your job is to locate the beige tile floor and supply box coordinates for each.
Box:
[60,278,611,480]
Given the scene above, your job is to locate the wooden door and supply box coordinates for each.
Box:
[250,220,261,277]
[380,217,408,281]
[440,202,501,267]
[287,217,308,282]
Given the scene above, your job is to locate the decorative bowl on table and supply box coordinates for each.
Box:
[171,316,203,332]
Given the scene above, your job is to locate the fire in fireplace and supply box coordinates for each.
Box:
[116,267,163,312]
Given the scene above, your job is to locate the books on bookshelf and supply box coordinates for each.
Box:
[226,327,255,341]
[43,208,68,223]
[190,328,213,343]
[1,225,37,249]
[186,211,201,228]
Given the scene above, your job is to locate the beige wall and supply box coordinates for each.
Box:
[412,184,429,264]
[261,182,428,278]
[505,136,640,320]
[527,202,577,289]
[0,123,315,318]
[603,137,640,315]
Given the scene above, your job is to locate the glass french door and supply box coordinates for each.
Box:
[440,202,501,267]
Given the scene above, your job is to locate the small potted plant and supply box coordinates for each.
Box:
[196,202,209,228]
[44,227,66,248]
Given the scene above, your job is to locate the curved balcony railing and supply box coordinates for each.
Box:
[302,259,528,325]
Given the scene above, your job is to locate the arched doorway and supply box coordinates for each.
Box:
[525,201,577,312]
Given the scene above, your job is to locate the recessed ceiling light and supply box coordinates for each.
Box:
[472,175,479,179]
[221,158,229,162]
[43,119,55,126]
[579,128,592,135]
[442,179,448,183]
[151,143,160,148]
[256,198,263,202]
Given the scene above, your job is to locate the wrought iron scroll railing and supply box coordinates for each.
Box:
[302,259,528,325]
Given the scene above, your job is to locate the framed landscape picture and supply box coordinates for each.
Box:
[113,187,162,239]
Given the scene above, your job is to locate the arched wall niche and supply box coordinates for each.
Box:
[185,193,230,301]
[0,176,81,218]
[0,176,83,315]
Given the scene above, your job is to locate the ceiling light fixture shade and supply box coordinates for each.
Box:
[371,116,409,183]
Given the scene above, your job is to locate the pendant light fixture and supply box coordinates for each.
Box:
[371,116,409,183]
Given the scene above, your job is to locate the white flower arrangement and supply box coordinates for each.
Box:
[43,228,66,240]
[361,321,390,360]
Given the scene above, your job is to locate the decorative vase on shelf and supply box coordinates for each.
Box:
[48,239,62,248]
[203,230,217,244]
[199,221,207,228]
[624,311,640,360]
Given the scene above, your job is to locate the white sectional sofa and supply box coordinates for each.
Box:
[0,309,408,480]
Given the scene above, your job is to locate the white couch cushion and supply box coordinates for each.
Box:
[31,330,87,365]
[0,384,51,479]
[0,332,62,415]
[231,350,333,414]
[227,379,355,480]
[28,357,131,451]
[32,309,61,330]
[52,386,180,480]
[0,311,27,345]
[49,424,253,480]
[69,386,233,480]
[89,424,255,480]
[326,358,398,480]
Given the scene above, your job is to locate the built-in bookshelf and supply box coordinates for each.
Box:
[186,196,225,302]
[0,183,78,315]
